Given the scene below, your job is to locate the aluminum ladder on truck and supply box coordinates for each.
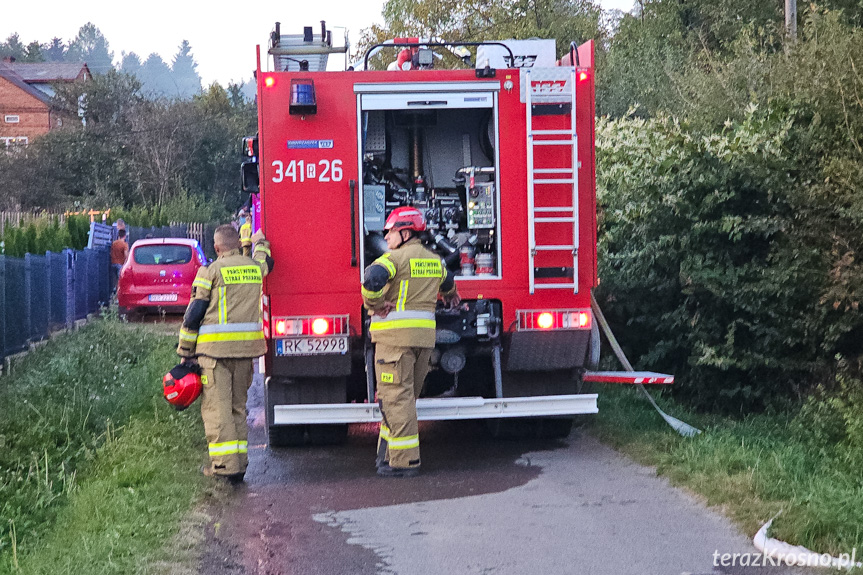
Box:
[524,68,578,294]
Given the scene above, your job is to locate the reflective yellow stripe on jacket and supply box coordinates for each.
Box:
[179,327,197,342]
[192,277,212,290]
[362,285,385,299]
[396,280,409,311]
[374,253,396,278]
[197,322,264,344]
[369,310,435,332]
[218,287,227,324]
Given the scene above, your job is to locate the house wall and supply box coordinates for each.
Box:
[0,76,51,143]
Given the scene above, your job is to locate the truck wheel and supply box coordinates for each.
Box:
[536,417,574,439]
[268,425,306,447]
[577,319,601,394]
[307,424,349,445]
[486,418,536,439]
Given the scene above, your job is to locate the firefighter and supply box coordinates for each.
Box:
[362,207,460,477]
[238,209,252,257]
[177,224,274,483]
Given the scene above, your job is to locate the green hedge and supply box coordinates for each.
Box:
[0,215,89,257]
[596,108,862,412]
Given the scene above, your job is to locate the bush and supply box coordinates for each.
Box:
[596,109,833,412]
[0,216,82,257]
[110,190,228,227]
[792,358,863,469]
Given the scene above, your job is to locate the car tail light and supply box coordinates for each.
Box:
[119,265,134,285]
[270,315,349,337]
[517,309,592,331]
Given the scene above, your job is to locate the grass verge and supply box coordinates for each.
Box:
[0,312,213,574]
[588,384,863,557]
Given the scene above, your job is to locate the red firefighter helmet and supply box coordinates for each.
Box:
[162,361,203,411]
[384,207,426,232]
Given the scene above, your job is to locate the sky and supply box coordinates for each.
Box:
[2,0,636,87]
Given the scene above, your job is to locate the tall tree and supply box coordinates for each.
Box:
[170,40,202,98]
[361,0,604,69]
[120,51,142,77]
[0,33,26,61]
[138,53,174,96]
[23,41,44,62]
[43,37,66,62]
[67,23,114,74]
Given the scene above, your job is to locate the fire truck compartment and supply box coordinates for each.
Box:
[357,85,502,280]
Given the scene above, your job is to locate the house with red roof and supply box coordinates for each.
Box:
[0,61,91,148]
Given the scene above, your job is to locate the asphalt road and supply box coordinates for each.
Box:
[199,375,818,575]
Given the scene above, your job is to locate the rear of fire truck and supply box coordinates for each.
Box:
[243,23,668,446]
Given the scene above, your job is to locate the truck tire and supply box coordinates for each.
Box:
[536,417,574,439]
[487,369,578,439]
[577,320,601,394]
[265,377,307,447]
[266,376,349,447]
[486,417,573,439]
[268,424,306,447]
[307,424,349,445]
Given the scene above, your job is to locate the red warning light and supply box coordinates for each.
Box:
[264,76,275,88]
[311,318,329,335]
[537,313,554,329]
[578,71,589,82]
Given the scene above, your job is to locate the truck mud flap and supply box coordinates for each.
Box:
[505,330,590,371]
[272,394,598,425]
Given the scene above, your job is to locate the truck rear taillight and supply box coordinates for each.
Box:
[271,315,349,337]
[517,309,591,331]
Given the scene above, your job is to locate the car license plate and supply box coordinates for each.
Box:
[276,337,348,356]
[148,293,178,302]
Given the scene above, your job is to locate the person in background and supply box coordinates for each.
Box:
[114,218,127,243]
[110,229,129,294]
[238,209,252,257]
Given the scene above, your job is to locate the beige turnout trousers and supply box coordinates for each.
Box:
[375,343,433,469]
[199,356,253,476]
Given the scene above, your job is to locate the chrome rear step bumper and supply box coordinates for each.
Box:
[273,394,598,425]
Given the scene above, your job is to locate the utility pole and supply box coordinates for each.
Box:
[785,0,797,41]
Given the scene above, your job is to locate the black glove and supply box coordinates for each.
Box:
[179,357,202,375]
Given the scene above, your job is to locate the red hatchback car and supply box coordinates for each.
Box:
[118,238,208,314]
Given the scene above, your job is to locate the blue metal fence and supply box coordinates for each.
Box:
[0,248,111,364]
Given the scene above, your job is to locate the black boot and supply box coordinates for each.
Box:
[377,464,420,478]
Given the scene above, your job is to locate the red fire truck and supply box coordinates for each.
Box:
[242,23,671,446]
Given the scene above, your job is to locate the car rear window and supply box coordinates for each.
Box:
[133,245,193,265]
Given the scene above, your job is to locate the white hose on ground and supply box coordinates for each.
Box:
[753,513,862,570]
